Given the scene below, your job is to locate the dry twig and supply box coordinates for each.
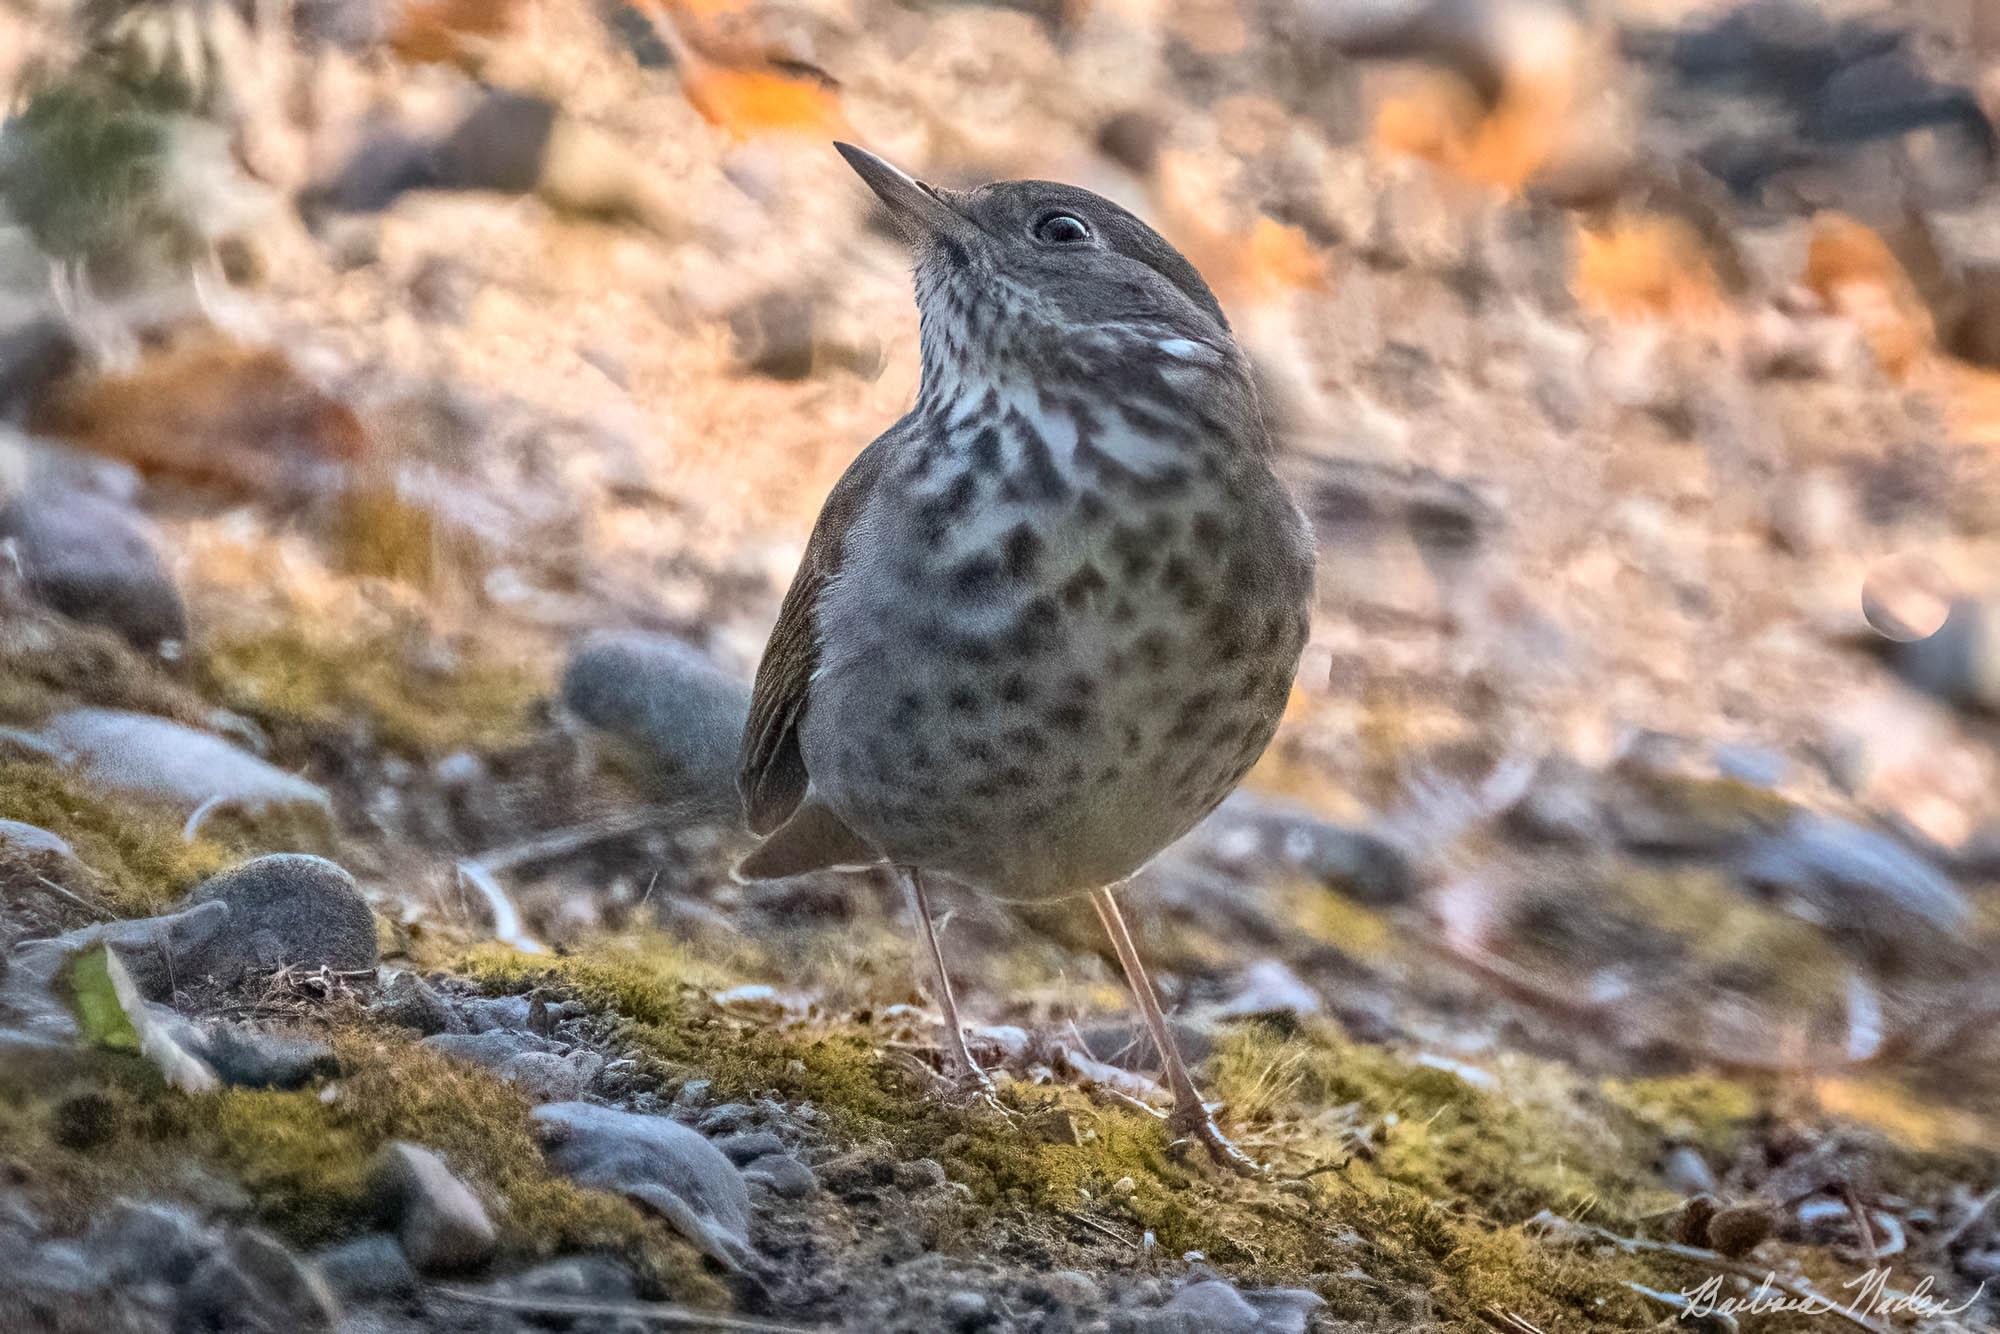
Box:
[1526,1211,1895,1334]
[435,1288,813,1332]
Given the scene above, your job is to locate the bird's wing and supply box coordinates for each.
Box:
[737,421,901,834]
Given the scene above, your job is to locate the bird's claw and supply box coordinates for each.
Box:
[939,1061,1017,1122]
[1168,1103,1265,1179]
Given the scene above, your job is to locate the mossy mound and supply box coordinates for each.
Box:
[460,946,1779,1329]
[0,1032,721,1303]
[197,623,547,758]
[0,760,228,915]
[0,610,207,728]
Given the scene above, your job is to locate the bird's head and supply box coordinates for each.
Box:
[835,143,1241,396]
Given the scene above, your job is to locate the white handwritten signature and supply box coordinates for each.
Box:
[1681,1269,1985,1322]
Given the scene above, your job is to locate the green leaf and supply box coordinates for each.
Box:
[65,942,218,1091]
[68,943,140,1053]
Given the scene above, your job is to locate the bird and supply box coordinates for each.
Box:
[734,143,1316,1173]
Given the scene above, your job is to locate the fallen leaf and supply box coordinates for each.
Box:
[68,943,219,1091]
[677,62,845,138]
[1803,214,1935,379]
[1573,213,1724,321]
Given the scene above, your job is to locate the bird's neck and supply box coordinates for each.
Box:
[911,310,1263,482]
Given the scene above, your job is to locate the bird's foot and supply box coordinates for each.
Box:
[1168,1101,1265,1179]
[945,1063,1016,1121]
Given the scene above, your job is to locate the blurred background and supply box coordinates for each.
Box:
[5,0,2000,1330]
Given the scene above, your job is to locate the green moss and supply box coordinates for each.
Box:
[1209,1023,1674,1227]
[460,949,1736,1325]
[0,78,172,265]
[1601,1075,1761,1154]
[1507,863,1848,1014]
[197,624,546,757]
[0,1034,718,1302]
[1621,770,1796,837]
[0,761,228,914]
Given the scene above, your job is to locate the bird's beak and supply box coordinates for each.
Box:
[834,142,979,250]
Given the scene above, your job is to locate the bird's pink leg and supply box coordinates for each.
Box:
[902,867,994,1094]
[1090,885,1262,1177]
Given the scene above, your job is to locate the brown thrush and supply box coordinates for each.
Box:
[735,144,1315,1172]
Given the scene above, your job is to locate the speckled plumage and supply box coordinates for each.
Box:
[737,156,1314,902]
[735,144,1316,1173]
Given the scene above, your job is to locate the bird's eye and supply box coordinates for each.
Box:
[1033,213,1092,245]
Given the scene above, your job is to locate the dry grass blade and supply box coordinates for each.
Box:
[32,872,112,921]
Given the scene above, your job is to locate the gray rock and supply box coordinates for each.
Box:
[459,995,535,1032]
[533,1101,752,1270]
[292,0,395,50]
[136,1006,325,1095]
[306,129,436,214]
[1660,1143,1720,1197]
[85,1198,215,1285]
[182,855,377,983]
[743,1152,818,1199]
[1038,1270,1102,1310]
[1244,1286,1327,1334]
[1152,1279,1261,1334]
[496,1049,601,1103]
[505,1255,638,1301]
[0,317,78,418]
[1191,793,1414,905]
[895,1157,948,1192]
[177,1228,340,1332]
[1878,598,2000,711]
[695,1102,757,1135]
[310,1233,415,1301]
[369,1142,497,1275]
[1207,959,1322,1021]
[11,1239,102,1301]
[714,1130,786,1166]
[435,90,557,195]
[371,972,456,1035]
[196,1022,338,1090]
[0,1190,42,1237]
[1714,744,1788,789]
[1504,754,1606,845]
[1733,814,1970,954]
[943,1289,994,1330]
[729,289,820,381]
[423,1029,557,1069]
[0,817,75,860]
[560,631,750,819]
[36,709,331,817]
[0,488,185,652]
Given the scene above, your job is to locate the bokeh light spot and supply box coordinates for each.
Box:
[1862,553,1955,643]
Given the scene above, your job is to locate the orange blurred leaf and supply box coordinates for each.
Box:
[390,0,524,65]
[1572,213,1723,321]
[677,61,845,138]
[1803,214,1934,379]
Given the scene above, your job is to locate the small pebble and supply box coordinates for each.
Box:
[1707,1201,1777,1258]
[942,1289,993,1331]
[1037,1269,1102,1309]
[744,1153,818,1200]
[311,1233,416,1300]
[895,1157,948,1192]
[369,1142,497,1274]
[714,1131,787,1166]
